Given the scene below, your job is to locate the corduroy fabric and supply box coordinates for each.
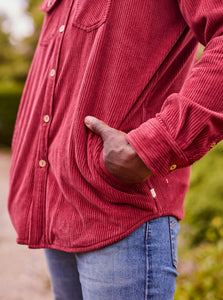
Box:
[8,0,223,252]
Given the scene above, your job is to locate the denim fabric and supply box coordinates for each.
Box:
[44,216,179,300]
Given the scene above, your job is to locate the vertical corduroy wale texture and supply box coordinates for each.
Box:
[8,0,223,252]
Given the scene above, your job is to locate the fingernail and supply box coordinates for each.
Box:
[84,116,92,126]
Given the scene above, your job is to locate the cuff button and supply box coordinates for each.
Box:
[170,164,177,171]
[210,142,217,148]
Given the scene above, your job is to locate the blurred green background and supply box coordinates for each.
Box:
[0,1,222,299]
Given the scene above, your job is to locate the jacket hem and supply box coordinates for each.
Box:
[16,210,184,253]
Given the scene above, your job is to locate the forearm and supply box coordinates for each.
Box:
[127,0,223,177]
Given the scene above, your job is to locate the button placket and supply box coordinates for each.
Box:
[59,25,65,33]
[50,69,56,77]
[44,115,50,123]
[39,159,47,168]
[30,0,75,246]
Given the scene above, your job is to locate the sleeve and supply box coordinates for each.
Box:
[126,0,223,177]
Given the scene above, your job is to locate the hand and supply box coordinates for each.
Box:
[84,116,152,184]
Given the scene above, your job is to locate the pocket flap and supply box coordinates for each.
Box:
[72,0,112,32]
[39,0,60,13]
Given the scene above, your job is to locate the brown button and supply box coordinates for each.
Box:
[170,164,177,171]
[39,160,47,168]
[50,69,56,77]
[47,0,52,7]
[43,115,50,123]
[59,25,65,33]
[210,142,217,148]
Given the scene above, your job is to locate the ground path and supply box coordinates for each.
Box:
[0,149,53,300]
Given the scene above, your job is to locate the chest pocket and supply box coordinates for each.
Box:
[72,0,112,32]
[39,0,61,46]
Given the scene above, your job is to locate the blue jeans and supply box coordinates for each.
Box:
[44,216,179,300]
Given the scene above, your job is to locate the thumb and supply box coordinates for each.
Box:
[84,116,112,140]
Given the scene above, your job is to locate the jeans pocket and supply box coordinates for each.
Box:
[72,0,112,32]
[169,216,180,269]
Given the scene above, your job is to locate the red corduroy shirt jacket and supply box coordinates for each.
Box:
[8,0,223,252]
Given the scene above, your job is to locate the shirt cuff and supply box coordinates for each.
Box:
[126,117,189,177]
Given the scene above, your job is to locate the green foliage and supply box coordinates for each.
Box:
[24,0,44,55]
[175,142,223,299]
[0,83,23,146]
[0,16,13,63]
[197,44,205,60]
[176,241,223,300]
[183,142,223,247]
[0,0,43,147]
[0,0,44,85]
